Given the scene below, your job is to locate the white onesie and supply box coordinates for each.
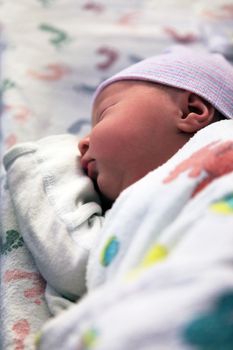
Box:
[2,134,104,315]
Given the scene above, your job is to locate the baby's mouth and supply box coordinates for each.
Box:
[80,156,98,180]
[86,160,98,180]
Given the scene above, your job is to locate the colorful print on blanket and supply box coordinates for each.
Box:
[100,236,120,267]
[139,140,233,272]
[183,290,233,350]
[20,122,233,350]
[97,137,233,280]
[4,269,46,306]
[1,229,24,255]
[163,140,233,197]
[211,193,233,214]
[1,0,232,347]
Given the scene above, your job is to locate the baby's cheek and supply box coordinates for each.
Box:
[91,125,114,152]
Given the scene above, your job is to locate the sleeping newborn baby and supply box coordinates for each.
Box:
[2,47,233,328]
[78,47,232,204]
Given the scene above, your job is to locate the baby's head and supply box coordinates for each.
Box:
[79,47,233,203]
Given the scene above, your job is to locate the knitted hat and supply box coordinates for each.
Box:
[93,47,233,119]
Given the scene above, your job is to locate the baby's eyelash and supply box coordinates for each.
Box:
[98,110,106,121]
[97,106,110,122]
[97,102,117,123]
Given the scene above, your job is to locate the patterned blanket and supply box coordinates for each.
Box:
[0,134,103,349]
[1,1,232,349]
[37,121,233,350]
[1,120,230,350]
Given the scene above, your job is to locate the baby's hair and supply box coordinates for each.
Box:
[213,109,226,122]
[157,83,227,123]
[153,83,227,123]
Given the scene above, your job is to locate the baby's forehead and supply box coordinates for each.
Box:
[93,80,180,110]
[94,80,167,105]
[91,80,181,125]
[92,81,151,116]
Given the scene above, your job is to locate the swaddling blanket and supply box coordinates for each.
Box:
[38,120,233,350]
[0,134,103,349]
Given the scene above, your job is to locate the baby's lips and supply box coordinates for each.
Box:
[79,152,92,170]
[86,160,98,180]
[80,156,98,180]
[80,157,88,171]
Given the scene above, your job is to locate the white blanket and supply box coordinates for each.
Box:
[38,120,233,350]
[1,134,103,349]
[1,121,233,349]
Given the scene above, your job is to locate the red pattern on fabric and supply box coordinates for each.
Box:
[12,319,30,350]
[4,269,46,305]
[163,140,233,196]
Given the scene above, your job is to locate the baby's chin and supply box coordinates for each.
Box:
[93,180,113,212]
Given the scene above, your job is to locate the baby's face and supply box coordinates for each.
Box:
[79,81,183,201]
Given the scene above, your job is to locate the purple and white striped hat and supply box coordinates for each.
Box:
[93,47,233,119]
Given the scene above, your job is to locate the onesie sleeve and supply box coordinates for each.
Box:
[3,134,104,306]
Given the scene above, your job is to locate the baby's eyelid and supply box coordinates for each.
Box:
[98,111,105,122]
[96,102,117,124]
[97,106,109,122]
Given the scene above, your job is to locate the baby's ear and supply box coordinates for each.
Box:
[177,92,215,133]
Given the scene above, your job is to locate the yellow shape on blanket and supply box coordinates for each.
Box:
[125,244,169,282]
[211,202,233,214]
[210,194,233,215]
[34,331,42,348]
[141,244,169,268]
[82,328,99,348]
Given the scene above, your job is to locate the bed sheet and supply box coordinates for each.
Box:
[0,1,233,349]
[1,0,232,160]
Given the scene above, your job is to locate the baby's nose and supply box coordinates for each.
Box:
[78,135,90,156]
